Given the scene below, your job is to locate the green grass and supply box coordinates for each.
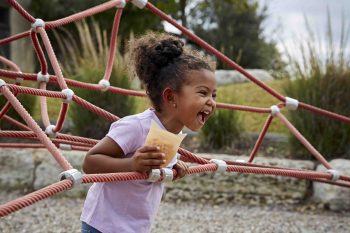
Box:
[32,93,145,121]
[217,79,288,133]
[32,97,62,121]
[32,79,288,133]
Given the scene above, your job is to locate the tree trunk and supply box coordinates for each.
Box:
[10,0,34,72]
[179,0,187,28]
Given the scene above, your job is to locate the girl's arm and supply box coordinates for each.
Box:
[83,136,165,174]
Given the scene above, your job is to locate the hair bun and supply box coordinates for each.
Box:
[152,39,184,68]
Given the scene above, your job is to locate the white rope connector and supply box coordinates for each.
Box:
[161,168,174,182]
[59,143,72,151]
[116,0,126,8]
[31,18,45,32]
[270,105,280,117]
[327,169,341,181]
[0,79,6,87]
[36,71,50,83]
[58,169,83,188]
[177,153,181,160]
[285,97,299,110]
[45,124,57,138]
[209,159,227,173]
[61,88,74,103]
[98,79,110,92]
[147,169,161,182]
[0,79,5,96]
[131,0,148,9]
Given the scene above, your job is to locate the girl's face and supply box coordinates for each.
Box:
[173,69,217,132]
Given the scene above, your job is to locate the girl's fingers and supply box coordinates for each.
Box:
[142,158,166,166]
[174,161,188,179]
[137,145,160,153]
[145,152,165,160]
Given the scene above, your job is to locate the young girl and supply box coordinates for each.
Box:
[80,33,217,233]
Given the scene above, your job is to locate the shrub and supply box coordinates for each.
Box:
[284,14,350,159]
[57,19,136,139]
[200,109,243,151]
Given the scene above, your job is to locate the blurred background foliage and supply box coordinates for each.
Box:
[1,0,345,158]
[187,0,285,70]
[29,0,283,70]
[0,78,36,130]
[283,13,350,159]
[27,0,282,147]
[56,20,136,139]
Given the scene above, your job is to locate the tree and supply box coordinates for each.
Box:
[29,0,178,51]
[187,0,284,70]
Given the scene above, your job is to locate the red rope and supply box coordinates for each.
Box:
[72,95,119,122]
[2,86,73,171]
[2,115,32,131]
[6,0,35,23]
[248,115,274,162]
[30,30,48,74]
[0,31,30,45]
[299,102,350,124]
[146,2,285,102]
[38,27,68,90]
[216,102,271,113]
[0,180,72,218]
[1,0,350,220]
[45,0,125,30]
[103,8,123,82]
[276,112,332,169]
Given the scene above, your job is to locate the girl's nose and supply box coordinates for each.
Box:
[207,96,216,107]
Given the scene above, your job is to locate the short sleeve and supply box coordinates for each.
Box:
[106,117,142,156]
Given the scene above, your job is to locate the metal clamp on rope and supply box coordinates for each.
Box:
[235,159,245,163]
[61,88,74,103]
[147,169,161,182]
[98,79,110,92]
[131,0,148,9]
[59,143,72,151]
[58,169,83,188]
[116,0,126,8]
[270,105,280,117]
[45,124,57,138]
[327,169,341,181]
[31,18,45,32]
[37,71,50,83]
[161,168,174,182]
[285,97,299,110]
[209,159,227,172]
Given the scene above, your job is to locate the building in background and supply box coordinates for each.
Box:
[0,0,34,72]
[0,1,10,58]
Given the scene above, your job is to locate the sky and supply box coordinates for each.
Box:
[261,0,350,59]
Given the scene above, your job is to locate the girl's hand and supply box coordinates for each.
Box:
[173,160,188,180]
[131,145,165,174]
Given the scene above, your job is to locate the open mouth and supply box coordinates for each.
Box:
[197,110,210,125]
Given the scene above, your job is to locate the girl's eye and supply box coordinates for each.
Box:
[199,91,207,96]
[212,94,217,100]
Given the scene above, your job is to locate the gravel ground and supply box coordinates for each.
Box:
[1,190,349,233]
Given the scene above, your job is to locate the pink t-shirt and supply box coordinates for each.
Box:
[80,109,178,233]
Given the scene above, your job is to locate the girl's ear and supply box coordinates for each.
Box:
[162,87,175,105]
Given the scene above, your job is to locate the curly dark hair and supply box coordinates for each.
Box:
[128,32,215,112]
